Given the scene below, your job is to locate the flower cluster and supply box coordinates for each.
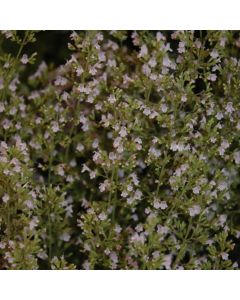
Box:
[0,30,240,269]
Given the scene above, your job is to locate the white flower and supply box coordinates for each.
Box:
[98,52,106,62]
[149,111,158,119]
[127,197,134,205]
[107,59,116,68]
[156,32,165,41]
[29,217,39,230]
[218,140,230,156]
[108,94,116,104]
[2,193,9,203]
[70,159,77,167]
[135,137,142,145]
[13,165,21,173]
[80,114,87,124]
[98,212,107,221]
[142,64,151,76]
[131,232,145,244]
[99,180,109,192]
[234,151,240,164]
[131,173,139,186]
[170,142,186,152]
[60,232,71,242]
[113,137,121,148]
[220,37,227,47]
[89,66,97,75]
[138,44,148,58]
[221,252,229,260]
[51,121,60,132]
[177,41,185,53]
[117,145,124,153]
[9,77,19,92]
[76,66,84,76]
[20,54,29,64]
[210,49,219,59]
[54,76,67,86]
[82,164,90,173]
[189,205,201,217]
[25,200,34,210]
[170,142,178,151]
[37,251,48,260]
[181,95,187,103]
[219,214,227,226]
[233,262,238,268]
[161,103,168,113]
[218,181,228,191]
[216,112,223,120]
[57,165,65,176]
[109,152,117,161]
[134,189,143,200]
[162,254,172,270]
[152,251,160,259]
[110,251,118,263]
[162,55,171,67]
[114,225,122,233]
[143,107,151,116]
[119,126,127,137]
[159,201,168,210]
[148,57,157,68]
[127,185,133,192]
[76,143,85,152]
[121,191,128,198]
[153,199,168,210]
[192,186,200,195]
[92,139,99,149]
[225,102,234,114]
[149,146,161,158]
[208,74,217,81]
[96,33,103,41]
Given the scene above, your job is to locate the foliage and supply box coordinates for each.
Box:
[0,30,240,269]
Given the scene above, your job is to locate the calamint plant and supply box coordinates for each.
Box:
[0,30,240,269]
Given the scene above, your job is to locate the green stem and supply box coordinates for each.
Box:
[156,154,169,195]
[173,221,192,268]
[111,167,118,223]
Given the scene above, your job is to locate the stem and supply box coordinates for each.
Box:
[156,154,168,195]
[0,31,28,102]
[108,167,115,209]
[111,167,118,223]
[173,221,192,268]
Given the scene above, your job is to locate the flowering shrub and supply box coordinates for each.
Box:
[0,30,240,269]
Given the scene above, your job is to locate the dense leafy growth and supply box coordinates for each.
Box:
[0,30,240,269]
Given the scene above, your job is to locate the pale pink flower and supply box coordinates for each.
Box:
[76,66,84,76]
[2,193,9,203]
[234,151,240,164]
[221,252,229,260]
[20,54,29,64]
[138,44,148,58]
[76,143,85,152]
[119,126,127,137]
[189,205,201,217]
[60,232,71,242]
[108,94,116,104]
[208,74,217,81]
[192,186,200,195]
[98,212,107,221]
[210,49,219,59]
